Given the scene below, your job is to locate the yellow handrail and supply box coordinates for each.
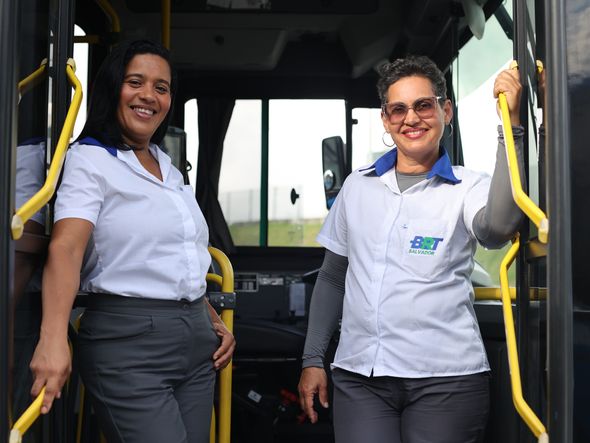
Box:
[11,59,83,240]
[209,409,216,443]
[18,59,48,99]
[206,246,235,443]
[96,0,121,33]
[162,0,171,49]
[498,67,548,243]
[9,387,45,443]
[474,287,546,301]
[73,35,101,44]
[499,236,548,442]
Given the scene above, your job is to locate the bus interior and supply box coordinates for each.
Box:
[3,0,589,442]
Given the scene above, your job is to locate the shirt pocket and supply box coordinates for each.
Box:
[401,218,450,279]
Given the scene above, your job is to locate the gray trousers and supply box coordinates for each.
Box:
[332,368,490,443]
[76,294,219,443]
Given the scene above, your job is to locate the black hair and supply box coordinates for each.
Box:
[376,56,447,106]
[77,39,177,148]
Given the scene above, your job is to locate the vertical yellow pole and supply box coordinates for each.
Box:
[162,0,171,49]
[208,247,234,443]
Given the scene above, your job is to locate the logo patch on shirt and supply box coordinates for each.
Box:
[409,236,444,255]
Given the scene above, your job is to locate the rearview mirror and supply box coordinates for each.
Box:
[162,126,188,184]
[322,136,346,209]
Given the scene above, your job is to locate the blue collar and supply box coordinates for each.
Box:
[18,136,45,146]
[362,147,461,184]
[77,136,118,157]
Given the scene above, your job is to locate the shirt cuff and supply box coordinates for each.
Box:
[497,124,525,139]
[302,356,324,369]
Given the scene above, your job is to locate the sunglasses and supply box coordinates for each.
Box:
[382,96,444,124]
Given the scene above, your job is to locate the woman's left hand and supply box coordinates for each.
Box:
[210,313,236,370]
[493,67,522,126]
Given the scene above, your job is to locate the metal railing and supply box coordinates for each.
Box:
[499,236,548,442]
[498,62,549,243]
[9,388,45,443]
[206,247,235,443]
[497,76,549,441]
[18,59,47,101]
[11,59,82,240]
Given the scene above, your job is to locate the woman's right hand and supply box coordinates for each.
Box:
[298,366,329,424]
[30,335,71,414]
[493,67,522,126]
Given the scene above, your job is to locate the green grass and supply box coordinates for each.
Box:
[228,219,324,247]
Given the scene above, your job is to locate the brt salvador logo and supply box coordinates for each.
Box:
[409,236,443,255]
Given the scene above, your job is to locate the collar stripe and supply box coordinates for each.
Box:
[77,136,118,157]
[361,147,461,184]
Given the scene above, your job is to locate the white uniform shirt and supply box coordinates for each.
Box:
[318,147,491,377]
[54,137,211,301]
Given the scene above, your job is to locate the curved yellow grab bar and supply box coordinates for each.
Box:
[73,35,101,44]
[9,387,45,443]
[18,59,48,99]
[498,82,548,243]
[206,246,235,443]
[11,59,83,240]
[500,236,548,441]
[209,409,216,443]
[96,0,121,33]
[474,287,546,301]
[162,0,171,49]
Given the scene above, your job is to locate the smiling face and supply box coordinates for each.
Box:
[382,75,452,171]
[116,53,172,150]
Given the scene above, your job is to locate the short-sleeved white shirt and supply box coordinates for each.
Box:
[318,147,491,378]
[54,137,211,301]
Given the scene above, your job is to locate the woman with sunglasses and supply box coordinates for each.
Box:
[298,56,523,443]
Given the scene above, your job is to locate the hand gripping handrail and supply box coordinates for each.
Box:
[11,59,83,240]
[18,59,48,101]
[9,387,45,443]
[206,246,235,443]
[500,235,548,442]
[498,64,548,243]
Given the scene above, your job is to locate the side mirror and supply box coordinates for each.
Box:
[162,126,188,183]
[322,136,346,209]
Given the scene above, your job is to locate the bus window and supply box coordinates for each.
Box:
[184,99,199,186]
[72,25,88,140]
[268,99,345,247]
[220,99,344,247]
[453,3,516,286]
[352,107,389,170]
[219,100,262,246]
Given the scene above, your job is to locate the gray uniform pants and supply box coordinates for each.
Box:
[332,368,490,443]
[76,294,219,443]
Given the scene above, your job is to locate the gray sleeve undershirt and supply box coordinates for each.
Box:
[301,249,348,368]
[472,125,526,248]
